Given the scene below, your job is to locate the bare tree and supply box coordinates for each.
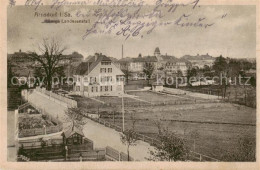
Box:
[120,112,137,161]
[28,38,67,91]
[120,129,137,161]
[121,62,131,85]
[65,107,86,131]
[143,62,155,85]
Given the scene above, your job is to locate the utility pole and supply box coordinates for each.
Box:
[122,95,125,132]
[122,44,124,59]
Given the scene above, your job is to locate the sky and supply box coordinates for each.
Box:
[7,5,256,59]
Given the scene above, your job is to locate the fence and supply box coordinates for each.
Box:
[105,146,134,161]
[19,125,63,138]
[35,87,77,108]
[83,113,219,162]
[18,102,63,138]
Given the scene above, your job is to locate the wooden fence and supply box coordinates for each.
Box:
[105,146,134,161]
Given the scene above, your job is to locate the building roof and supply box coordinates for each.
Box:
[75,54,113,75]
[181,54,215,60]
[63,127,84,138]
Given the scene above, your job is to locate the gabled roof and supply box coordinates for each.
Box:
[63,127,84,138]
[75,54,112,75]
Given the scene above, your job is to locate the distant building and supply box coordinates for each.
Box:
[74,53,125,97]
[181,53,215,69]
[8,49,33,64]
[118,47,191,79]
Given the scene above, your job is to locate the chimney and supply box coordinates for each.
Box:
[94,53,99,61]
[122,44,124,59]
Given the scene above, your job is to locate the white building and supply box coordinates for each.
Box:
[73,53,125,97]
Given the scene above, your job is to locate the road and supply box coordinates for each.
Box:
[28,90,154,161]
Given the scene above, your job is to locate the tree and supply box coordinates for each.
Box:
[177,70,183,77]
[120,129,137,161]
[143,62,155,85]
[202,65,210,72]
[212,55,228,75]
[149,128,190,161]
[28,38,67,91]
[65,107,86,131]
[186,67,198,86]
[7,60,16,87]
[54,65,66,88]
[212,55,229,98]
[121,62,131,85]
[120,113,137,161]
[33,67,45,87]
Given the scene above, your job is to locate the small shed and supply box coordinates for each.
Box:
[62,127,85,145]
[152,82,164,92]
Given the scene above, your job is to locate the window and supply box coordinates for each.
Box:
[96,87,98,92]
[91,87,94,92]
[105,86,108,91]
[101,62,111,65]
[110,86,112,91]
[108,68,112,73]
[76,86,80,91]
[100,86,103,92]
[101,76,112,82]
[84,86,88,92]
[100,68,107,73]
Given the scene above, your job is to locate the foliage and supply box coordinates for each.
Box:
[148,127,190,161]
[121,63,131,84]
[186,67,198,86]
[34,67,45,87]
[27,38,67,90]
[143,62,155,85]
[177,70,183,77]
[212,55,228,76]
[65,107,86,130]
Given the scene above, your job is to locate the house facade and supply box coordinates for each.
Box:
[73,53,125,97]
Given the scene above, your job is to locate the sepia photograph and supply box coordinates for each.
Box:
[2,0,258,168]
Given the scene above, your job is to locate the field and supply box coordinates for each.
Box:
[74,90,256,161]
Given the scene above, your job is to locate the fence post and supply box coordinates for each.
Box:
[199,154,202,161]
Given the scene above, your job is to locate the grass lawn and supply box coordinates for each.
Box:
[98,101,256,161]
[73,90,256,161]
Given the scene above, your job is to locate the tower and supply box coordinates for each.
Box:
[154,47,162,61]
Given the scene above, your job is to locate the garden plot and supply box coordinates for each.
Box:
[127,91,197,104]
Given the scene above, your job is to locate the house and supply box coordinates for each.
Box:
[63,127,85,145]
[118,54,158,80]
[73,53,125,97]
